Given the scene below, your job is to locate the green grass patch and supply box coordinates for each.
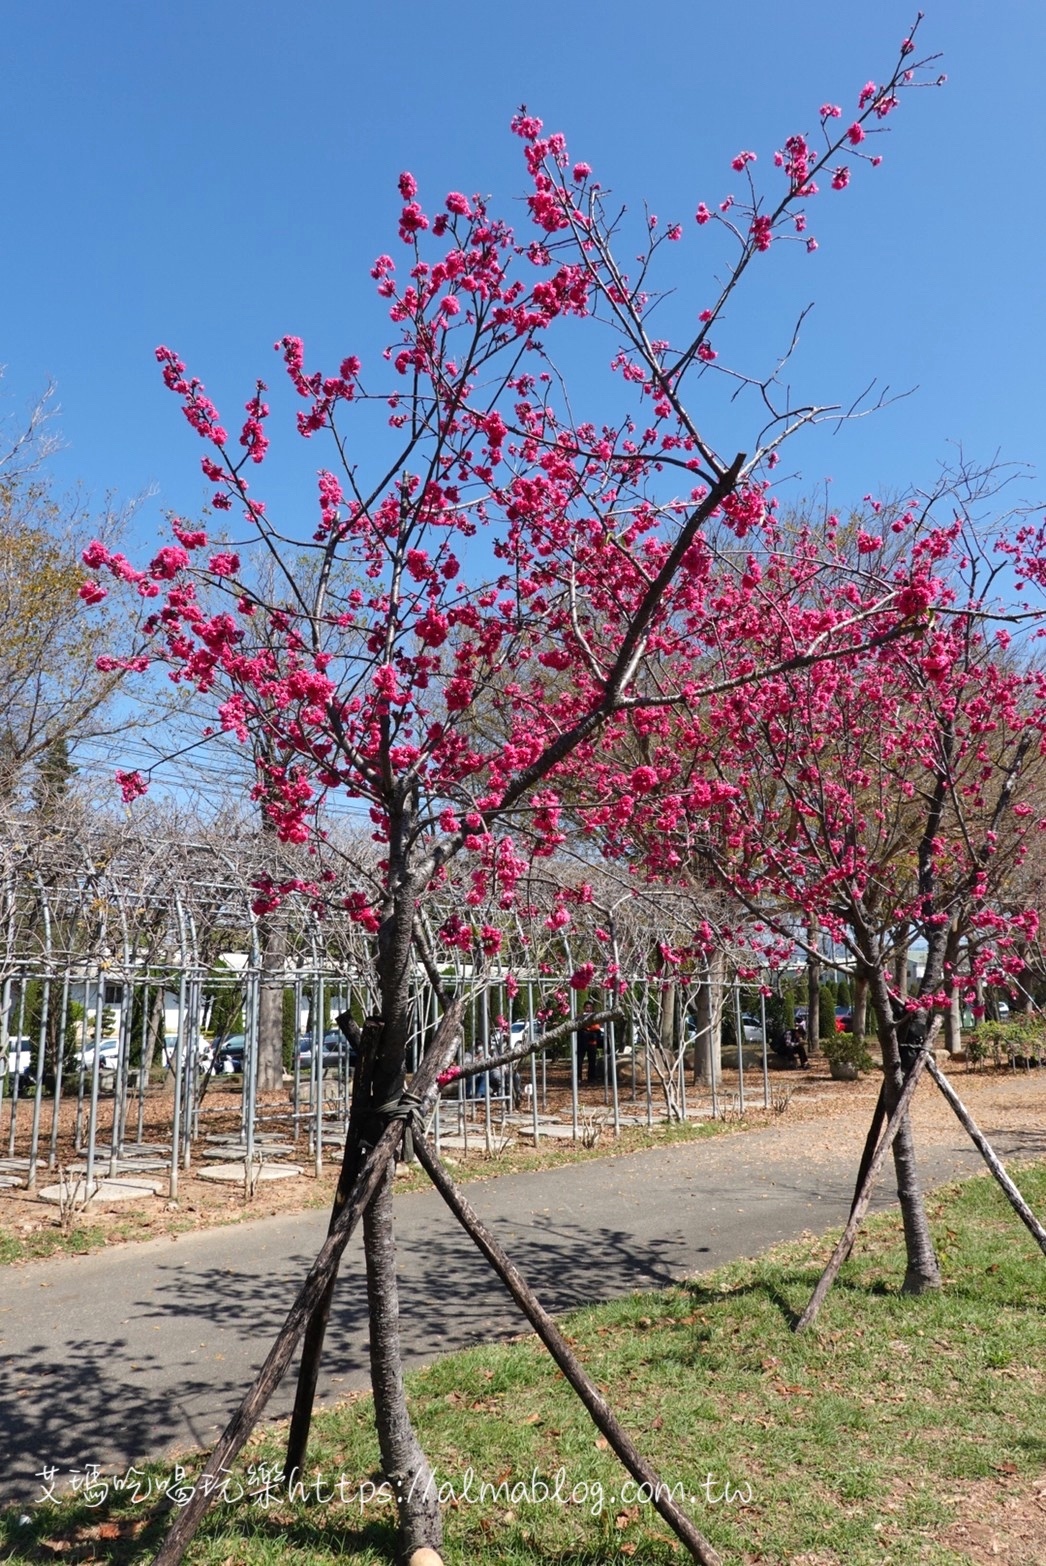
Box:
[0,1222,110,1265]
[3,1162,1044,1563]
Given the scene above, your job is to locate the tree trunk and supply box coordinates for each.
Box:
[886,1075,941,1293]
[797,1047,931,1330]
[876,989,939,1296]
[365,1162,442,1556]
[852,962,869,1046]
[256,913,287,1091]
[286,1017,383,1477]
[660,982,677,1054]
[142,984,165,1081]
[806,917,820,1056]
[943,988,963,1057]
[693,954,722,1088]
[863,948,941,1294]
[364,796,443,1556]
[892,922,910,1001]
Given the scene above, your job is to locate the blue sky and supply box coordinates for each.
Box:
[3,2,1043,549]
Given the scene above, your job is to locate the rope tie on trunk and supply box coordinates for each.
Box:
[372,1088,425,1162]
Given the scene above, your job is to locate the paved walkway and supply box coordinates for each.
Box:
[0,1104,1041,1505]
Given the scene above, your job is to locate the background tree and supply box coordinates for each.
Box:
[674,515,1046,1292]
[0,376,158,803]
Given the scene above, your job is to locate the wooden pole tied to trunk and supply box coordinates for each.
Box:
[413,1134,723,1566]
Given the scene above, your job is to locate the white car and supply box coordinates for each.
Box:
[76,1040,121,1073]
[0,1038,34,1078]
[163,1035,214,1070]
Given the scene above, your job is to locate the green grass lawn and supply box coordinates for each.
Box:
[3,1161,1044,1565]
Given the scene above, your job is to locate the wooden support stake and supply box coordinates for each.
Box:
[925,1057,1046,1255]
[151,1004,465,1566]
[849,1082,886,1220]
[413,1134,722,1566]
[151,1118,402,1566]
[796,1049,929,1332]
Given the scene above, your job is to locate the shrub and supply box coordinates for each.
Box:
[966,1019,1044,1069]
[822,1030,874,1074]
[819,984,837,1043]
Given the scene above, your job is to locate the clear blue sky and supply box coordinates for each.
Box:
[3,1,1043,546]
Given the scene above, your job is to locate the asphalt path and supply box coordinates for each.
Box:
[0,1114,1040,1505]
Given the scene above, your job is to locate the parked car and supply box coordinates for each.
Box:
[212,1034,247,1074]
[739,1013,763,1043]
[75,1039,121,1073]
[162,1035,214,1071]
[0,1037,35,1079]
[296,1028,358,1071]
[795,1007,847,1034]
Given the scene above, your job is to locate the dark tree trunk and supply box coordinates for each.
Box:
[289,780,442,1561]
[807,917,821,1056]
[286,1016,383,1478]
[863,946,941,1294]
[797,1045,931,1330]
[852,961,869,1046]
[660,981,678,1052]
[142,984,165,1082]
[365,794,443,1556]
[886,1076,941,1293]
[365,1164,442,1556]
[892,921,910,1001]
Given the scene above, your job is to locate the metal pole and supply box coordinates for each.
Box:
[709,976,719,1121]
[734,981,746,1116]
[169,967,187,1200]
[27,970,50,1191]
[292,970,303,1142]
[527,982,539,1144]
[48,974,71,1170]
[608,1006,621,1136]
[108,977,129,1177]
[313,970,324,1179]
[6,977,28,1157]
[644,982,653,1128]
[0,976,11,1129]
[135,979,149,1147]
[84,970,105,1200]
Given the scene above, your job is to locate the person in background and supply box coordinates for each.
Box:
[575,999,604,1084]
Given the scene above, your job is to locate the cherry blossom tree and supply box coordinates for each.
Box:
[86,29,948,1564]
[610,492,1046,1295]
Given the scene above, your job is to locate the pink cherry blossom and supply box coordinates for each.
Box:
[115,769,149,803]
